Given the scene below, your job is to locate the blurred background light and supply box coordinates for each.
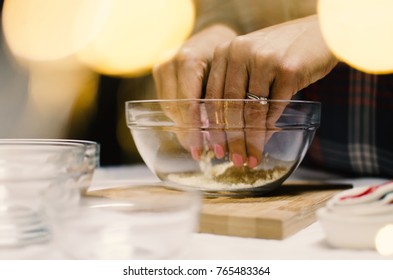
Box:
[318,0,393,74]
[77,0,195,77]
[24,57,98,136]
[375,224,393,256]
[2,0,111,61]
[0,0,196,165]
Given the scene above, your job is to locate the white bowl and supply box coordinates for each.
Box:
[317,207,393,249]
[317,182,393,249]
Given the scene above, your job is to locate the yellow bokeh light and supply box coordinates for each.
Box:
[2,0,111,61]
[375,224,393,256]
[28,59,97,111]
[77,0,195,77]
[318,0,393,74]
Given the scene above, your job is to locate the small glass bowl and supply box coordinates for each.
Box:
[49,139,100,193]
[0,139,87,247]
[53,182,201,259]
[0,139,100,193]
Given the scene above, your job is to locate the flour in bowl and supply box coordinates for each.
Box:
[166,151,288,191]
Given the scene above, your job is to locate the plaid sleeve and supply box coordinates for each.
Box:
[299,63,393,177]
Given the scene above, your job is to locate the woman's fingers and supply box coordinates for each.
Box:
[205,42,229,99]
[244,101,269,168]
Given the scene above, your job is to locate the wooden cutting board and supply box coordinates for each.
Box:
[200,181,351,240]
[87,181,351,240]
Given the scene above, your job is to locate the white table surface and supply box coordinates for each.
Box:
[1,164,391,260]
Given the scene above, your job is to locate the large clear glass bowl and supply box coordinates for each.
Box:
[126,99,320,195]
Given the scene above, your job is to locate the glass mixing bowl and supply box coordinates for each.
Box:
[54,182,200,259]
[126,99,320,195]
[0,140,87,247]
[0,139,100,193]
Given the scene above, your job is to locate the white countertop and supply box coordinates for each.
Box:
[1,164,391,260]
[93,165,391,260]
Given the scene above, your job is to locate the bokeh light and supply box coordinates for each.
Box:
[0,0,195,163]
[2,0,111,61]
[375,224,393,256]
[77,0,195,77]
[318,0,393,74]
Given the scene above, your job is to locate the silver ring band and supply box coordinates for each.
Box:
[246,92,268,104]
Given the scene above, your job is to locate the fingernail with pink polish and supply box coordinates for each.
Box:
[231,153,244,167]
[248,156,258,168]
[214,144,225,159]
[191,146,200,161]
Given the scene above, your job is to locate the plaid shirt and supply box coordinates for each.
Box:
[299,63,393,177]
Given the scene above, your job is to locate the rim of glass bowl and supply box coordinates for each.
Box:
[126,98,321,104]
[0,139,88,149]
[0,139,100,163]
[0,139,88,180]
[0,138,98,146]
[125,99,321,128]
[126,98,321,105]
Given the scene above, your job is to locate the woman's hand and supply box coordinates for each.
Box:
[153,15,338,167]
[205,15,338,100]
[153,23,237,100]
[204,15,338,167]
[153,24,237,160]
